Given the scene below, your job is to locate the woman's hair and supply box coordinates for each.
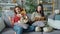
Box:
[36,4,44,17]
[14,6,23,14]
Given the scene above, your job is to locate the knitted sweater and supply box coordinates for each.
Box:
[31,12,41,21]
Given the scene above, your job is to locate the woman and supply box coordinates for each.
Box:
[31,4,45,31]
[11,6,35,34]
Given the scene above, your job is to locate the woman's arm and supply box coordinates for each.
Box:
[31,12,36,21]
[8,16,14,27]
[11,17,15,26]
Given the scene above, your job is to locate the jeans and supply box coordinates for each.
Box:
[13,25,35,34]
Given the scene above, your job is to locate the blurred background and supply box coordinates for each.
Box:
[0,0,60,16]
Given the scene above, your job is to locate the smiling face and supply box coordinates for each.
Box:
[15,7,21,14]
[37,6,42,13]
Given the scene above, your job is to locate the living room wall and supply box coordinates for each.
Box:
[0,0,60,14]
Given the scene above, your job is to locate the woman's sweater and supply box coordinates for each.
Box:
[31,12,45,27]
[31,12,42,21]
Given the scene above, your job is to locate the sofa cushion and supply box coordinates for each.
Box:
[1,28,15,34]
[2,10,14,27]
[48,18,60,29]
[48,14,55,19]
[54,20,60,29]
[0,17,5,32]
[48,18,55,28]
[55,14,60,20]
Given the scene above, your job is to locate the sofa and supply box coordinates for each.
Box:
[0,10,42,34]
[43,14,60,34]
[0,10,60,34]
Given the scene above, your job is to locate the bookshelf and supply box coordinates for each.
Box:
[0,0,18,16]
[37,0,55,15]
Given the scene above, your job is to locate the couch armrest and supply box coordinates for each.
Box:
[0,17,5,32]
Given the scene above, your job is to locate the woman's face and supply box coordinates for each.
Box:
[15,7,21,14]
[37,6,41,12]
